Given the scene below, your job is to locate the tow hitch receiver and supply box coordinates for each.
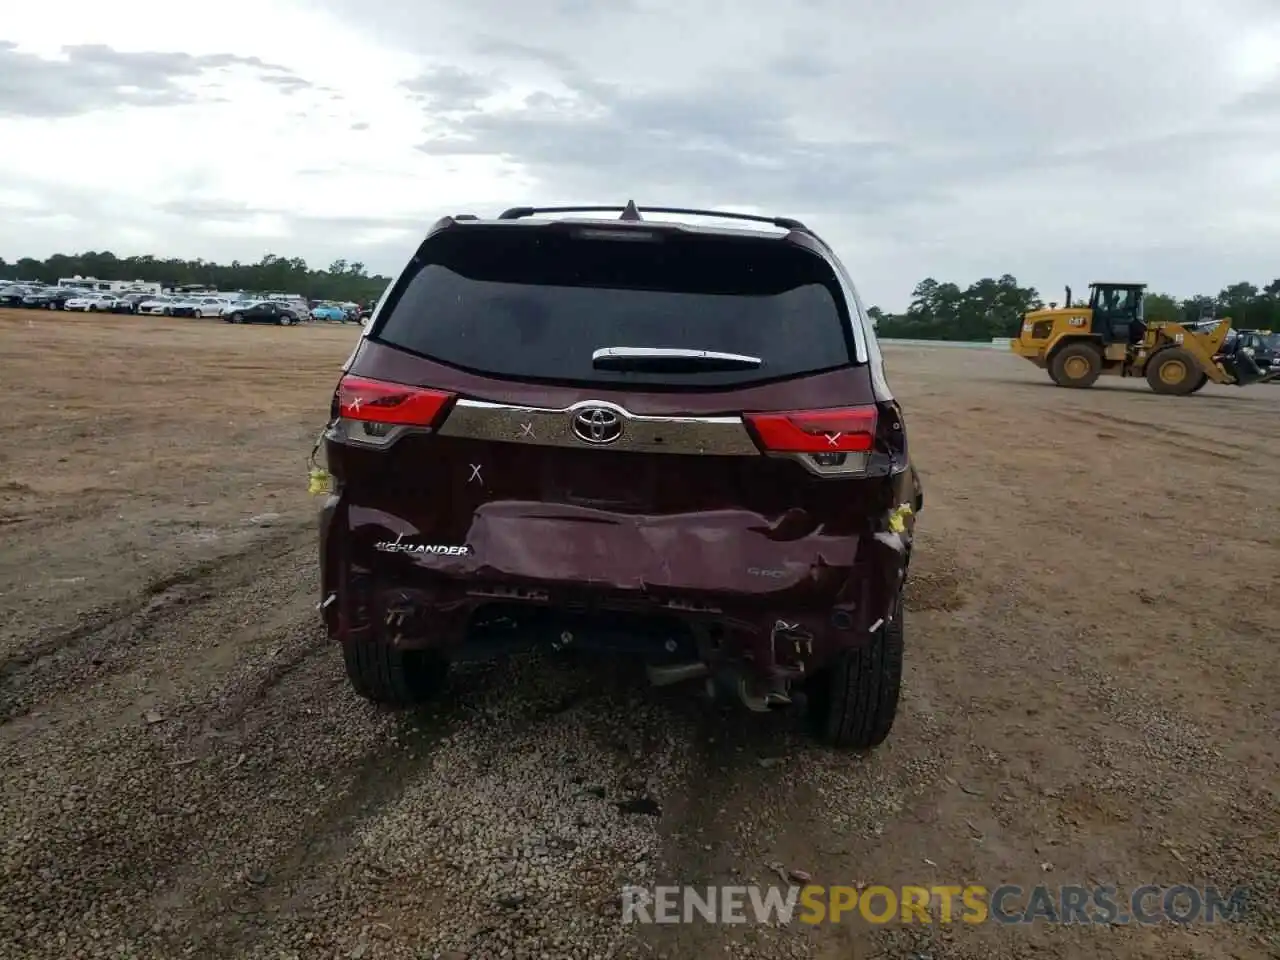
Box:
[709,619,815,712]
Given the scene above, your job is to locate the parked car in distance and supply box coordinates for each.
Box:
[311,302,348,322]
[1230,329,1280,381]
[318,203,923,750]
[1239,329,1279,361]
[64,293,119,312]
[199,297,234,317]
[1,285,36,307]
[221,299,261,316]
[111,293,152,314]
[24,287,80,310]
[137,296,177,315]
[223,300,300,325]
[280,299,311,321]
[171,296,230,318]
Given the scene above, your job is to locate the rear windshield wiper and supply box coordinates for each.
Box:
[591,346,763,373]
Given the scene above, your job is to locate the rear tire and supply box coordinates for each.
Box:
[1048,342,1102,388]
[807,591,904,749]
[343,637,448,707]
[1146,347,1202,396]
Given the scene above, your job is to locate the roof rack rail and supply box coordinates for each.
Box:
[496,201,810,232]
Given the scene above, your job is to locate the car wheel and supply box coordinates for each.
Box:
[278,315,292,326]
[806,590,904,750]
[343,635,449,707]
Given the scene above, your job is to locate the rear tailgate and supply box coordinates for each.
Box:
[330,221,894,604]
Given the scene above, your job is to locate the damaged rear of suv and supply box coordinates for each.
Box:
[317,203,922,749]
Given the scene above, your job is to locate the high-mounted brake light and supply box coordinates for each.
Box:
[335,375,454,428]
[744,406,878,454]
[571,228,661,242]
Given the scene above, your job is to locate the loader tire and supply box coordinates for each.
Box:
[807,590,904,750]
[343,636,448,708]
[1146,347,1203,396]
[1049,342,1102,388]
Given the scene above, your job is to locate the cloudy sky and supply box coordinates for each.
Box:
[2,0,1278,309]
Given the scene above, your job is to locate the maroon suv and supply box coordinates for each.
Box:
[318,204,923,749]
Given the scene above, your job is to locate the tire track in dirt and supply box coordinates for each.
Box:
[212,658,704,959]
[168,664,569,959]
[0,521,312,722]
[129,647,808,960]
[0,488,135,535]
[1066,408,1278,451]
[0,542,374,960]
[1043,405,1280,483]
[1048,410,1244,464]
[140,656,450,959]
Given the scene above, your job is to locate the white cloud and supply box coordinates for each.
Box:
[2,0,1279,307]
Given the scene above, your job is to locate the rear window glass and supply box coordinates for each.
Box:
[375,226,855,387]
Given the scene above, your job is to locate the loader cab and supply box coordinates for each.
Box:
[1089,282,1147,345]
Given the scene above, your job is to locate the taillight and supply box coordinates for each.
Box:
[336,375,452,425]
[330,375,454,447]
[745,407,877,452]
[744,406,878,476]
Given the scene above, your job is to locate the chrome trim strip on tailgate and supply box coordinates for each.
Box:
[437,398,763,456]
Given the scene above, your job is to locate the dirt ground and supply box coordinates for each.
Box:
[0,309,1275,960]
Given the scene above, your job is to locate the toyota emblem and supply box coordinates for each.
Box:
[572,406,623,445]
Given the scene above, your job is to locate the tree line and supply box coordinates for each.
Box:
[0,251,392,305]
[870,275,1280,341]
[3,250,1278,339]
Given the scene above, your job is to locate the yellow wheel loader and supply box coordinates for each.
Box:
[1009,282,1279,395]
